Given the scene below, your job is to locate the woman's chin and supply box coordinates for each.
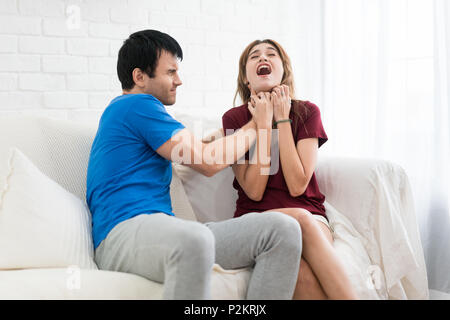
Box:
[254,84,278,93]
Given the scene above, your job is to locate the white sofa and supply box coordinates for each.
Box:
[0,115,429,299]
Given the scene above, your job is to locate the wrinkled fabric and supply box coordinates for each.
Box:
[316,156,428,299]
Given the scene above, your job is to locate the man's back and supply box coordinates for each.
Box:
[86,93,185,249]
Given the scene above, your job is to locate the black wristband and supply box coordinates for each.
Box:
[274,119,292,127]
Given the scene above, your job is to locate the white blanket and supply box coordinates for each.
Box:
[316,156,429,299]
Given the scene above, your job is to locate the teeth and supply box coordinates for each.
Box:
[258,65,270,72]
[257,65,271,75]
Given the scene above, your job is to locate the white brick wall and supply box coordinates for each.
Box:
[0,0,303,124]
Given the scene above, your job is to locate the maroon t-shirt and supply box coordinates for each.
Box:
[222,100,329,219]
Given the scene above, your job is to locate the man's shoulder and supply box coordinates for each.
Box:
[109,94,169,121]
[100,94,169,132]
[108,94,162,109]
[122,93,163,108]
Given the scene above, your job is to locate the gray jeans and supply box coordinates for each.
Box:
[94,211,302,300]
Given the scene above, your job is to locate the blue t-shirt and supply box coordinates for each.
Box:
[86,93,185,249]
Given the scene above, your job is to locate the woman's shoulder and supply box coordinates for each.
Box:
[293,99,321,118]
[222,103,249,120]
[222,104,250,130]
[294,99,319,110]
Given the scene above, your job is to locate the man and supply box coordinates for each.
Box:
[87,29,302,299]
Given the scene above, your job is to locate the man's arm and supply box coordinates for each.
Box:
[156,120,257,177]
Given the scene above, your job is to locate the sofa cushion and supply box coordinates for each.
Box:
[170,165,197,222]
[0,116,97,202]
[0,268,163,300]
[0,265,252,299]
[174,164,238,223]
[0,148,97,270]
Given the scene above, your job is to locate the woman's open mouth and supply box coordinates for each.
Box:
[256,63,272,76]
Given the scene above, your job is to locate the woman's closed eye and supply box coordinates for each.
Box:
[250,53,276,60]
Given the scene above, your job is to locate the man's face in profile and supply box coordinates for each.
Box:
[141,50,182,105]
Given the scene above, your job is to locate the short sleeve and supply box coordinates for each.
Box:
[222,112,241,136]
[222,107,250,160]
[125,96,185,151]
[296,102,328,148]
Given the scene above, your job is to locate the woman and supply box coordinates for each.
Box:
[222,39,358,300]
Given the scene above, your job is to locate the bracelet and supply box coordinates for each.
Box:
[274,119,292,127]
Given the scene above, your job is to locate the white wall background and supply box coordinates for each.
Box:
[0,0,307,125]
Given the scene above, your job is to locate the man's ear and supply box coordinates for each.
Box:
[132,68,146,88]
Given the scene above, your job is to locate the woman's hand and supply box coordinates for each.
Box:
[271,85,291,122]
[248,87,273,129]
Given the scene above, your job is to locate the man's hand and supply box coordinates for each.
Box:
[247,87,273,129]
[271,85,291,122]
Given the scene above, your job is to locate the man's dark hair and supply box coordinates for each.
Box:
[117,29,183,90]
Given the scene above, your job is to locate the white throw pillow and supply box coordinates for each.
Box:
[170,165,198,222]
[0,148,97,270]
[174,163,238,223]
[171,125,240,223]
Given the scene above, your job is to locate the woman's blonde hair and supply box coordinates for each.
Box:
[233,39,295,106]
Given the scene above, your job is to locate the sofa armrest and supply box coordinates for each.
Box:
[315,156,396,236]
[316,156,428,299]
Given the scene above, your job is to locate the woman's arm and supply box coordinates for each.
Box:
[272,85,318,197]
[277,122,318,197]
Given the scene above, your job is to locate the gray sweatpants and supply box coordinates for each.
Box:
[94,211,302,300]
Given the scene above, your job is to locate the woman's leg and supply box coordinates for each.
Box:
[293,258,328,300]
[268,208,358,300]
[292,219,332,300]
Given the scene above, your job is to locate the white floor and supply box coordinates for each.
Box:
[429,289,450,300]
